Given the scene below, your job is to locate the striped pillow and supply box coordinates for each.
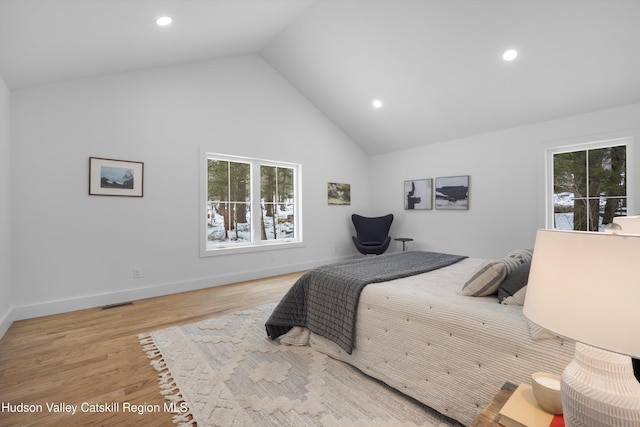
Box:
[501,256,523,275]
[461,260,507,296]
[504,248,533,265]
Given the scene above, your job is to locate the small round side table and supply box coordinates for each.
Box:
[394,237,414,252]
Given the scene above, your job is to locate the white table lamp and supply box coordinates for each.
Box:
[523,229,640,426]
[614,215,640,234]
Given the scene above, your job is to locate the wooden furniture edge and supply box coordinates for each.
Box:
[469,381,518,426]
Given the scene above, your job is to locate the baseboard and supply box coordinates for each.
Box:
[0,307,13,340]
[10,255,356,322]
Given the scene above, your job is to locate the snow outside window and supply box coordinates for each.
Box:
[547,138,632,231]
[201,153,302,256]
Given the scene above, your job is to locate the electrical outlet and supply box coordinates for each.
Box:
[133,267,142,279]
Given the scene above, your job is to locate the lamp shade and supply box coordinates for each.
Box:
[523,229,640,359]
[614,215,640,234]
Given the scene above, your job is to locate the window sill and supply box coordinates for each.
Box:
[200,240,304,257]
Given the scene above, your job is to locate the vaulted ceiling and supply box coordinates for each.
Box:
[2,0,640,155]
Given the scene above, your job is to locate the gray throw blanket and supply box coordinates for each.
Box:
[265,251,467,354]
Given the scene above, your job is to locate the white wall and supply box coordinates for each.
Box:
[8,51,640,326]
[0,76,12,336]
[371,103,640,258]
[10,55,370,320]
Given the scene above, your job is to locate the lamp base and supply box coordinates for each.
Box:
[561,342,640,426]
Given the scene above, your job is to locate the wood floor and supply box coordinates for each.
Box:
[0,271,303,427]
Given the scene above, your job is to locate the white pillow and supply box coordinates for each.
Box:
[500,285,527,305]
[528,321,561,341]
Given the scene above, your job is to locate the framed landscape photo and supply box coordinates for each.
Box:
[327,182,351,205]
[404,178,432,210]
[435,175,469,210]
[89,157,144,197]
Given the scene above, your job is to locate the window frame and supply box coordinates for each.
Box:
[545,137,634,230]
[200,151,303,257]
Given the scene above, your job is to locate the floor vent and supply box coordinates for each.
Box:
[101,301,134,310]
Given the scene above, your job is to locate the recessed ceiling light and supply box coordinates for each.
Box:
[156,16,172,26]
[503,49,518,61]
[372,99,383,109]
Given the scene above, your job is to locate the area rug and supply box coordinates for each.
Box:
[138,303,459,427]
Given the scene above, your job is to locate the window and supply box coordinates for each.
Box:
[207,159,251,243]
[202,153,301,255]
[260,165,295,241]
[547,138,631,231]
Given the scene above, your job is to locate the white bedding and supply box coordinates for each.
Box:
[307,258,575,426]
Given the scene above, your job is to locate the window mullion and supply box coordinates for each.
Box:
[251,162,261,243]
[585,149,591,230]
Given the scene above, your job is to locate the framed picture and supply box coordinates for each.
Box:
[404,179,432,210]
[435,175,469,210]
[89,157,144,197]
[327,182,351,205]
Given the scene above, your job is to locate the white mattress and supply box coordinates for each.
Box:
[308,258,575,426]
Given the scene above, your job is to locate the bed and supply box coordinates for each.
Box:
[266,251,575,426]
